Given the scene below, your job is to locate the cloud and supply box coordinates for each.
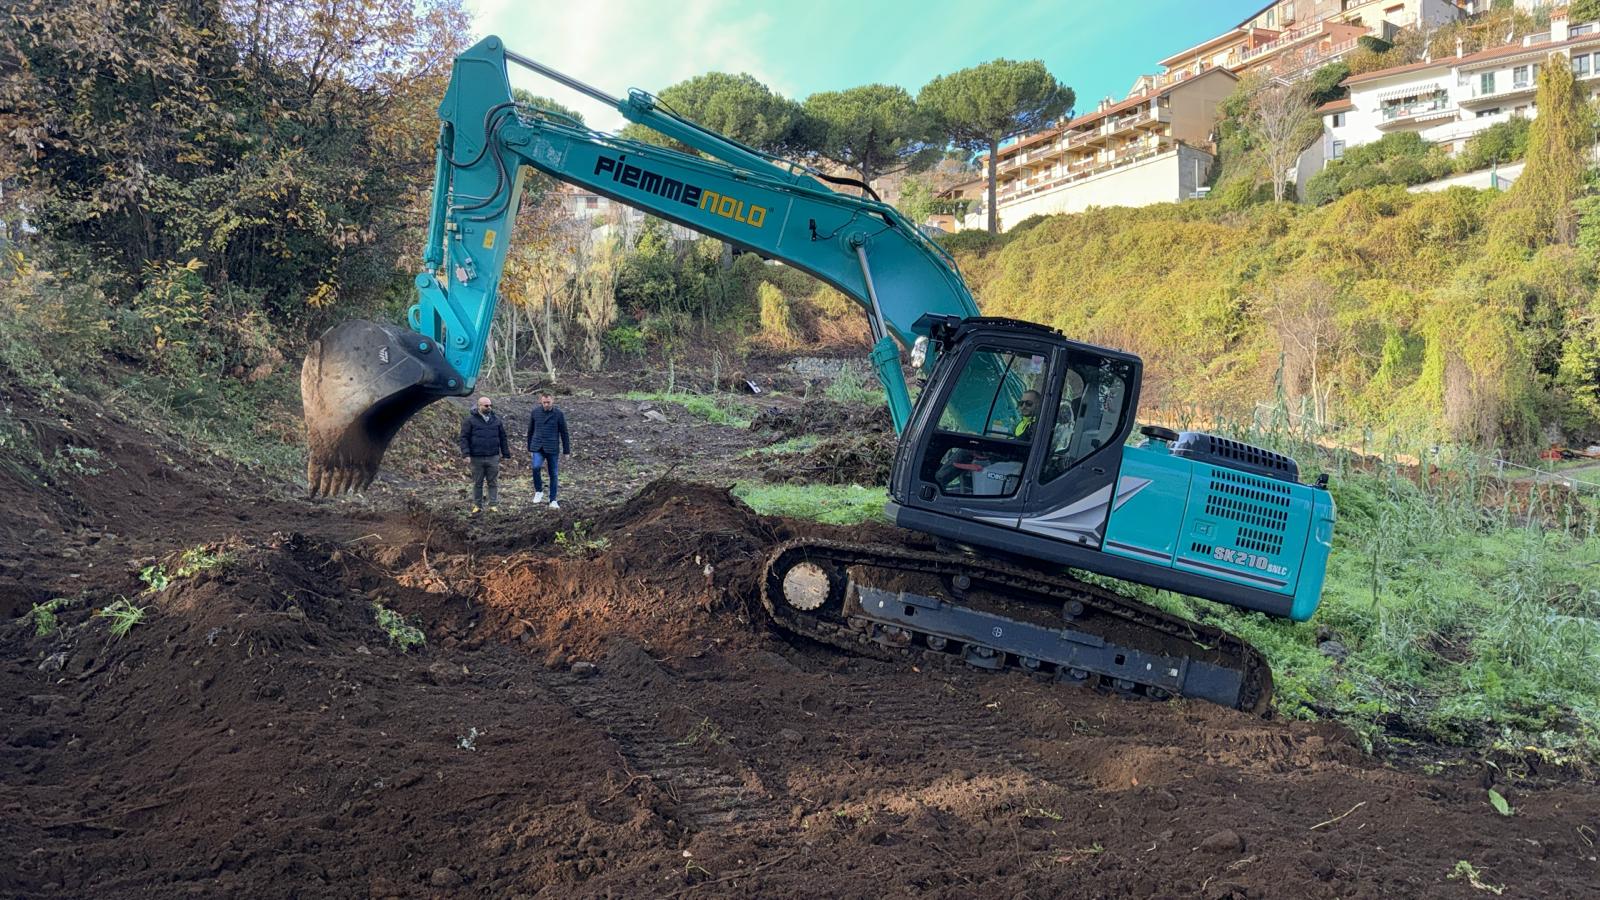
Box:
[467,0,789,133]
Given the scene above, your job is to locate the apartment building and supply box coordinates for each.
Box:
[952,0,1474,229]
[1307,9,1600,176]
[1150,0,1466,88]
[966,67,1237,230]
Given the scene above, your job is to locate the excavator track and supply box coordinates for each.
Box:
[761,539,1273,714]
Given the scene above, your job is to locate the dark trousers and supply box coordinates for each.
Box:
[470,456,501,505]
[530,450,559,501]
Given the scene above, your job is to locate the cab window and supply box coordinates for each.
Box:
[1040,351,1134,483]
[920,347,1045,498]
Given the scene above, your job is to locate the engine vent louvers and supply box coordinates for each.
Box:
[1202,468,1288,555]
[1170,432,1300,483]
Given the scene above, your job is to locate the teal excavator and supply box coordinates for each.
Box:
[302,38,1336,711]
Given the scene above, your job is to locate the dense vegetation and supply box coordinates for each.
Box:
[949,57,1600,453]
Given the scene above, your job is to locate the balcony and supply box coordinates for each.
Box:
[992,138,1183,206]
[1273,38,1360,81]
[1237,21,1326,66]
[1376,92,1455,128]
[1460,78,1537,106]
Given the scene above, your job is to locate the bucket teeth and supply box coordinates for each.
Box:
[300,320,465,495]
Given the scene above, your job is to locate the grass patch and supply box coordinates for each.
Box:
[821,368,880,405]
[740,434,823,458]
[625,390,756,428]
[117,371,304,478]
[371,601,426,652]
[96,598,147,639]
[733,482,886,525]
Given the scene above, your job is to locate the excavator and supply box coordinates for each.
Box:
[301,37,1335,712]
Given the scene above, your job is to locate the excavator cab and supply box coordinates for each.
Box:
[896,316,1139,550]
[891,316,1334,623]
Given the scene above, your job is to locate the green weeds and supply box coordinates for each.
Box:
[96,598,147,639]
[140,545,233,593]
[371,602,426,652]
[555,521,611,556]
[740,434,822,458]
[1448,860,1505,895]
[821,368,879,405]
[676,716,726,747]
[27,598,74,637]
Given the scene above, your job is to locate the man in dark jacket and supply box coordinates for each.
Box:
[526,391,571,509]
[459,396,511,513]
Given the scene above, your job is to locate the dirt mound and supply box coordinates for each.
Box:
[396,480,783,664]
[750,397,892,439]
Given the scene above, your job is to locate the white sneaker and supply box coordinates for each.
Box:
[549,500,561,510]
[532,491,544,504]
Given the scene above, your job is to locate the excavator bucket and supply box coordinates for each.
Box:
[301,320,466,497]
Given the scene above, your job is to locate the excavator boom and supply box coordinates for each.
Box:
[303,37,975,494]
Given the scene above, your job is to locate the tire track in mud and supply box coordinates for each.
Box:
[543,650,785,834]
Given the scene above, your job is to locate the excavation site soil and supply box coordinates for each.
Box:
[3,369,1598,899]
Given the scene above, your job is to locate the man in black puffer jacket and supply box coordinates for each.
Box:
[459,396,511,513]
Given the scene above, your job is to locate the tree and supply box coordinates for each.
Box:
[1244,77,1319,203]
[799,85,937,192]
[621,72,802,155]
[918,60,1073,233]
[1305,62,1350,106]
[1495,53,1593,247]
[1,0,470,327]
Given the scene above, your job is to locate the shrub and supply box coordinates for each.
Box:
[1455,117,1532,173]
[603,324,646,355]
[755,281,798,348]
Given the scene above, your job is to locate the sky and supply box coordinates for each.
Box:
[466,0,1274,134]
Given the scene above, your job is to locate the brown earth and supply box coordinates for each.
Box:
[3,379,1599,899]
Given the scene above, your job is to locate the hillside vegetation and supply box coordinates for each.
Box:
[949,185,1600,452]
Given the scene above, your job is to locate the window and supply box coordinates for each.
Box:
[1040,353,1133,484]
[585,196,599,209]
[1480,72,1496,95]
[1577,53,1592,77]
[1513,65,1529,88]
[1573,24,1596,37]
[1476,108,1501,118]
[922,348,1047,498]
[1331,140,1345,159]
[1331,111,1346,128]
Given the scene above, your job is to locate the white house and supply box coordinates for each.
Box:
[1303,8,1600,188]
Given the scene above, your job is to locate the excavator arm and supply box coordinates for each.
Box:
[303,36,977,495]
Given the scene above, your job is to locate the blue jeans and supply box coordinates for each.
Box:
[530,450,560,501]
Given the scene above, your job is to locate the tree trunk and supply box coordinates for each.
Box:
[986,137,999,234]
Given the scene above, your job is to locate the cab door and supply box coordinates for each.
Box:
[905,339,1057,529]
[1015,349,1140,548]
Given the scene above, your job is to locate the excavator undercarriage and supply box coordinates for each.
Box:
[763,540,1273,714]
